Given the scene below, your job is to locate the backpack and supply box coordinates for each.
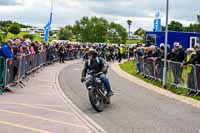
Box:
[88,57,101,66]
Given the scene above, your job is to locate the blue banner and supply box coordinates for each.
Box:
[154,19,161,31]
[44,12,53,43]
[154,11,161,31]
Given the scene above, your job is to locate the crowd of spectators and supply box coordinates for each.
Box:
[0,39,85,63]
[0,39,84,86]
[0,39,49,59]
[134,42,200,94]
[81,43,134,63]
[2,38,199,93]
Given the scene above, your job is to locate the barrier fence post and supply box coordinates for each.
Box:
[195,64,200,95]
[0,57,6,94]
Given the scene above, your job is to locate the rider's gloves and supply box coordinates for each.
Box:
[81,77,86,83]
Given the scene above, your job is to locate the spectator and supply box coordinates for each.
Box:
[118,45,124,63]
[22,41,30,55]
[30,43,36,55]
[135,46,144,73]
[171,43,185,63]
[159,43,165,58]
[183,48,196,94]
[143,47,150,58]
[1,42,13,59]
[32,42,39,54]
[167,44,177,60]
[192,44,200,65]
[58,43,65,63]
[150,45,159,58]
[170,43,185,84]
[144,45,158,58]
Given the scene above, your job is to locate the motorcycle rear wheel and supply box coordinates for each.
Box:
[89,89,104,112]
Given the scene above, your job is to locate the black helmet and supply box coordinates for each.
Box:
[88,50,98,58]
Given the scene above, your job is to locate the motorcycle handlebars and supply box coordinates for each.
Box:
[88,71,103,77]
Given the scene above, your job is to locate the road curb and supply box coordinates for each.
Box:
[111,62,200,109]
[54,61,108,133]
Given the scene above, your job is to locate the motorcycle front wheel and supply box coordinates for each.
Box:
[88,89,104,112]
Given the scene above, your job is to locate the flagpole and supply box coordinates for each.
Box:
[162,0,169,88]
[51,0,53,13]
[44,0,53,43]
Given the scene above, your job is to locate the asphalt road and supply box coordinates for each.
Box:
[59,61,200,133]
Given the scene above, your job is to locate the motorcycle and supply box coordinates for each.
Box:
[83,71,111,112]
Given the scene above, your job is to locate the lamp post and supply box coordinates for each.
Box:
[127,20,132,60]
[162,0,169,87]
[127,20,132,39]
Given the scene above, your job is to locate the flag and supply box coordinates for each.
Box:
[44,11,53,42]
[154,19,161,31]
[154,11,161,31]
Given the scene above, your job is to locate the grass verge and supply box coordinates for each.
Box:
[119,60,200,101]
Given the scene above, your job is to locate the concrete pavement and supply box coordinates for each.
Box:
[0,61,104,133]
[59,61,200,133]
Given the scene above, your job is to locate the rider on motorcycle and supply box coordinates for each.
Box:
[81,50,113,97]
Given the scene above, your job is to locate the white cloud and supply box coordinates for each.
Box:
[0,0,199,31]
[0,0,22,5]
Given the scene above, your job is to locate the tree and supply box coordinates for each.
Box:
[161,19,200,33]
[60,16,128,43]
[185,23,200,32]
[197,14,200,23]
[162,21,184,31]
[134,28,145,38]
[168,21,184,31]
[0,21,31,28]
[73,16,109,43]
[109,22,128,44]
[8,24,20,35]
[0,26,8,35]
[23,34,34,40]
[0,33,3,42]
[58,26,74,40]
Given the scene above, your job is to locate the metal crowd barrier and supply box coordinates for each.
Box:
[138,58,199,93]
[2,52,53,91]
[138,57,144,73]
[0,50,80,92]
[64,49,81,60]
[143,58,156,79]
[46,50,59,64]
[155,59,164,81]
[195,64,200,93]
[4,52,48,89]
[166,61,197,92]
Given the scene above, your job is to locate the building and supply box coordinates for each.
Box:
[128,32,142,40]
[21,27,42,33]
[145,31,200,50]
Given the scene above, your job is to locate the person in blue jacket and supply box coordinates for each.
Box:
[1,42,13,59]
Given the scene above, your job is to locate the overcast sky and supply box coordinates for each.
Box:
[0,0,199,31]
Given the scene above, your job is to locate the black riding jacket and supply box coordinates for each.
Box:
[82,57,108,78]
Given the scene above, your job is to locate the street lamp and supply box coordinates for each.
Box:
[127,20,132,39]
[127,20,132,60]
[162,0,169,87]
